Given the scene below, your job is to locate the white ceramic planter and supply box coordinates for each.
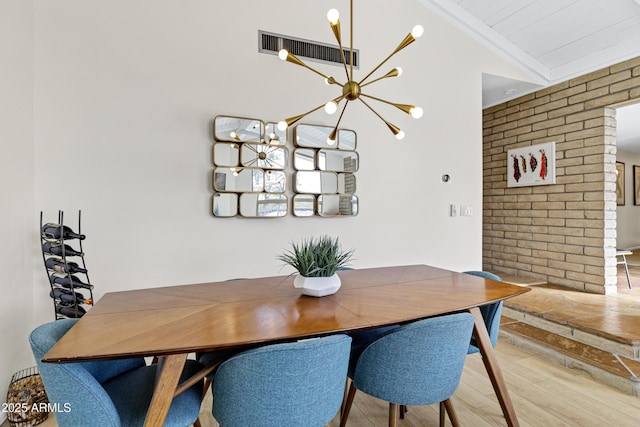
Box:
[293,273,341,297]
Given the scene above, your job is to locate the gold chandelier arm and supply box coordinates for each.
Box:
[350,0,354,79]
[358,98,404,138]
[328,101,350,142]
[329,20,350,81]
[280,50,340,84]
[360,93,415,115]
[282,101,329,129]
[358,32,417,86]
[360,68,401,88]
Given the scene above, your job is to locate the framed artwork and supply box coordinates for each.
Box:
[507,141,556,187]
[616,162,625,206]
[634,165,640,206]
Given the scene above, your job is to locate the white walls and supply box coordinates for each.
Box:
[31,0,533,302]
[0,0,34,421]
[2,0,534,397]
[616,149,640,249]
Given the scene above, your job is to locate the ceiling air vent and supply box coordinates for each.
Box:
[259,30,359,69]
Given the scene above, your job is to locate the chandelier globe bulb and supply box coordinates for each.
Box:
[410,106,423,119]
[325,101,338,114]
[327,9,340,25]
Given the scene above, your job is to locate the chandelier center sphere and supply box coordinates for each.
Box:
[343,81,361,101]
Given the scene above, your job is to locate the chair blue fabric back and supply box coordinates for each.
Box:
[30,318,203,427]
[30,318,142,427]
[463,270,504,353]
[212,334,352,427]
[352,313,474,406]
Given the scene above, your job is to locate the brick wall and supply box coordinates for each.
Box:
[483,56,640,295]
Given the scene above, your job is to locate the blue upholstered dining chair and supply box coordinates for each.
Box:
[340,313,475,427]
[463,270,504,354]
[30,318,204,427]
[211,334,352,427]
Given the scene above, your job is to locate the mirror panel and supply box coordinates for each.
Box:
[213,167,264,192]
[318,195,358,217]
[294,124,338,149]
[265,122,287,145]
[213,143,240,166]
[338,173,356,194]
[292,194,316,217]
[240,144,287,169]
[264,171,286,193]
[214,116,264,143]
[239,194,288,217]
[212,193,238,217]
[317,149,359,172]
[294,171,338,194]
[338,129,357,150]
[293,148,316,171]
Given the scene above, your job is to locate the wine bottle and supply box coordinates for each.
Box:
[55,304,87,318]
[50,275,93,290]
[42,242,84,257]
[42,223,86,240]
[50,288,92,305]
[45,258,87,274]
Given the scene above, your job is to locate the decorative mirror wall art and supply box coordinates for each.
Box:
[212,115,288,217]
[292,124,358,217]
[507,141,556,188]
[211,116,358,218]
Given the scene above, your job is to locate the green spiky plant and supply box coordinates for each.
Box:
[277,235,354,277]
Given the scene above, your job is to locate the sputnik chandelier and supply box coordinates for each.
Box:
[276,0,424,142]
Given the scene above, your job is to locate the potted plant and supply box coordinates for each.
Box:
[277,235,354,297]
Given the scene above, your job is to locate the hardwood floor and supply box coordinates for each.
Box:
[14,340,640,427]
[324,341,640,426]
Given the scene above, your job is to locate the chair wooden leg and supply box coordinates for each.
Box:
[443,399,460,427]
[399,404,408,419]
[341,378,351,417]
[339,382,357,427]
[389,403,399,427]
[202,378,211,400]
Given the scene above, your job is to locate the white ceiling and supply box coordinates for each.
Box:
[418,0,640,107]
[417,0,640,148]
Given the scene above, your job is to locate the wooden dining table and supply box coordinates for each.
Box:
[42,264,530,427]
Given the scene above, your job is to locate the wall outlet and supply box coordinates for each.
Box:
[461,205,473,216]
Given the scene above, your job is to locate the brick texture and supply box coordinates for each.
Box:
[483,56,640,295]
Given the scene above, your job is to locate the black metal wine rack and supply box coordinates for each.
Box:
[40,210,94,320]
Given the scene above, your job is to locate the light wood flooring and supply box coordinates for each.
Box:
[20,340,640,427]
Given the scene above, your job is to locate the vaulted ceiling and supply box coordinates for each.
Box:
[418,0,640,107]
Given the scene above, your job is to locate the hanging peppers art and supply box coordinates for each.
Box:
[507,142,555,187]
[539,149,548,180]
[512,155,521,182]
[529,153,537,172]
